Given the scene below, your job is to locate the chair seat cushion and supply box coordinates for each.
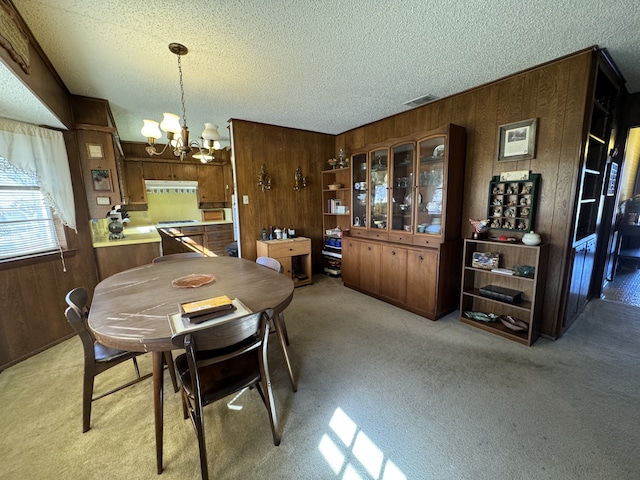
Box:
[94,343,134,363]
[175,352,261,406]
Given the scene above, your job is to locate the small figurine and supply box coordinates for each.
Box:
[491,219,501,228]
[493,207,501,216]
[517,221,526,230]
[493,198,502,205]
[520,207,530,216]
[469,218,490,234]
[520,197,529,206]
[521,184,532,194]
[504,221,513,229]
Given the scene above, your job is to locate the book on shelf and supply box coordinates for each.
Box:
[169,297,253,335]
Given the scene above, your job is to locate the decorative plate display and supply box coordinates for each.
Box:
[433,144,445,157]
[171,273,216,288]
[404,191,423,207]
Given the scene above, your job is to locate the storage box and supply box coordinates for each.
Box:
[479,285,522,304]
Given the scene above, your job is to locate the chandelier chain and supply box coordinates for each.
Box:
[177,54,187,129]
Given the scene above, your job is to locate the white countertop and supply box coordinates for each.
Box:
[91,225,161,248]
[91,220,233,248]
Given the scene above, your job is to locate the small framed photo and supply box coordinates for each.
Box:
[86,143,104,159]
[96,196,111,205]
[497,118,537,162]
[91,169,112,191]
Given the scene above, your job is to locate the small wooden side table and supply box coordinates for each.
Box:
[257,237,312,287]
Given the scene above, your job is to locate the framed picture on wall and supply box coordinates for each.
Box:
[86,143,104,159]
[497,118,538,162]
[91,169,112,191]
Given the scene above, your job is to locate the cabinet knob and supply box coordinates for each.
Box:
[419,255,424,261]
[391,250,396,256]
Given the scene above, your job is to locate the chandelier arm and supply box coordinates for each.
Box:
[145,142,171,156]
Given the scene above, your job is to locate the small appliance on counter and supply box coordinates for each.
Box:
[107,205,129,240]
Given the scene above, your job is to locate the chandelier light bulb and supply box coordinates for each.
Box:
[160,112,181,134]
[202,123,220,141]
[141,119,161,140]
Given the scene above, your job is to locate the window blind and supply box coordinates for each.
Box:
[0,157,59,260]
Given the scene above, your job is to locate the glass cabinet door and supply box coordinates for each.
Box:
[390,143,415,233]
[351,153,367,228]
[369,149,389,230]
[416,136,445,236]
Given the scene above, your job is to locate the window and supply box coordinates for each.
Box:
[0,156,64,260]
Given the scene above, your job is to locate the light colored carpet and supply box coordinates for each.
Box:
[1,275,639,480]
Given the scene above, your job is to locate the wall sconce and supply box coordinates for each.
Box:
[257,164,271,192]
[294,166,307,191]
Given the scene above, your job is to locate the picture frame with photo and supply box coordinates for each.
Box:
[91,169,112,191]
[497,118,538,162]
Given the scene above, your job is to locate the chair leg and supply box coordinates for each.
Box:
[278,312,290,346]
[163,351,179,393]
[258,379,281,446]
[273,313,296,392]
[132,357,141,378]
[194,405,209,480]
[82,366,95,433]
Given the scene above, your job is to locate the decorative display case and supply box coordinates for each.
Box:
[486,173,540,231]
[343,124,467,320]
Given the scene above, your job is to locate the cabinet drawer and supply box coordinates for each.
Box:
[180,226,205,235]
[204,224,233,233]
[388,232,414,245]
[265,239,310,257]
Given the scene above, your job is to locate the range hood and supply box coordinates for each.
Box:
[145,180,198,188]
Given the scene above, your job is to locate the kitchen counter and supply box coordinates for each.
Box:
[91,225,161,248]
[155,220,233,228]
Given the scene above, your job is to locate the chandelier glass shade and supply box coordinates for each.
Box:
[141,43,222,163]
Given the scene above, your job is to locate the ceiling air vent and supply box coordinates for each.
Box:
[403,94,438,108]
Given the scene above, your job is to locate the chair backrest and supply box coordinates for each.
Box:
[152,252,205,263]
[171,311,270,353]
[64,305,97,360]
[65,287,90,316]
[256,256,283,273]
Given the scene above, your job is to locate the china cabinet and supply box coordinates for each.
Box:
[343,124,466,319]
[460,238,548,345]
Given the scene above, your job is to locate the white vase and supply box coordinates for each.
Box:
[522,231,541,246]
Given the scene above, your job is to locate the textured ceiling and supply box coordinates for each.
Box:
[3,0,640,147]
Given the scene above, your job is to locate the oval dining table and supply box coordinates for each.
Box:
[88,256,295,474]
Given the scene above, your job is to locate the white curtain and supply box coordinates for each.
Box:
[0,118,76,231]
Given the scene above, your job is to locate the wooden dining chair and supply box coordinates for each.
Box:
[65,287,177,432]
[171,310,280,480]
[255,257,296,391]
[152,251,205,263]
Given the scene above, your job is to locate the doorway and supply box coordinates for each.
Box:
[601,126,640,307]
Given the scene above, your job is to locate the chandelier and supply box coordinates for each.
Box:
[141,43,221,163]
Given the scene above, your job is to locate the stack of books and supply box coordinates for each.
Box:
[168,296,253,335]
[179,295,236,324]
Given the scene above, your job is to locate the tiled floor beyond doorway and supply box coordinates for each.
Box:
[602,264,640,307]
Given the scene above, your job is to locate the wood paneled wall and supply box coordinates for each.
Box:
[336,49,594,338]
[0,131,99,369]
[230,120,335,269]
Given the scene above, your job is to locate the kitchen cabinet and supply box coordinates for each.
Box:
[142,161,197,181]
[256,237,312,287]
[197,164,225,203]
[343,124,466,320]
[94,242,161,281]
[204,223,234,256]
[123,161,146,204]
[460,238,548,346]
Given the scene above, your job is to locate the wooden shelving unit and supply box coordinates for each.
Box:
[322,167,351,276]
[460,238,549,345]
